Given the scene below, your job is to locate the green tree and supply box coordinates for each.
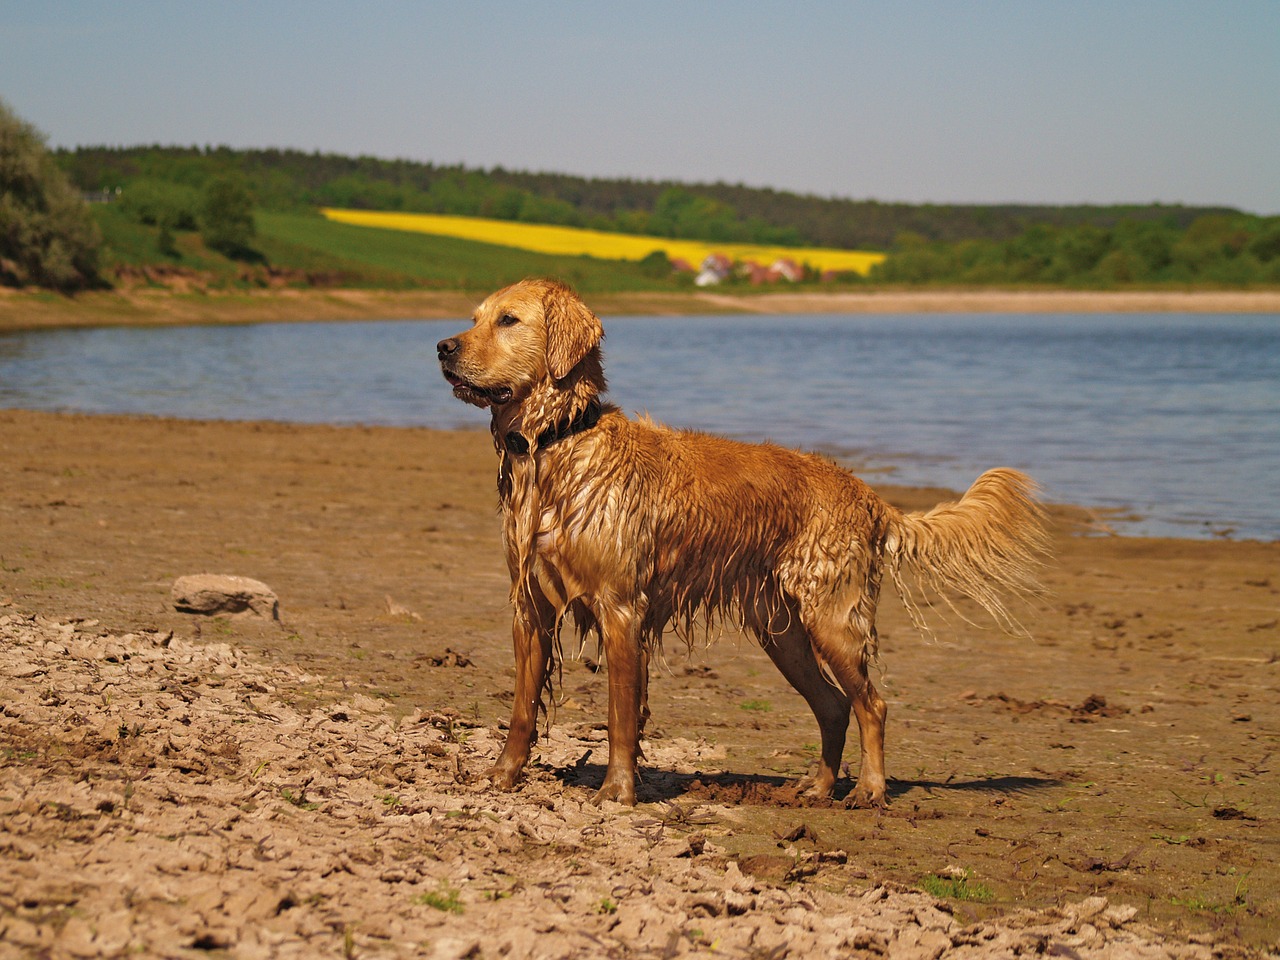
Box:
[119,178,200,231]
[200,175,256,256]
[1110,221,1174,280]
[0,99,101,290]
[638,249,673,278]
[1247,219,1280,263]
[1051,225,1111,279]
[650,188,742,241]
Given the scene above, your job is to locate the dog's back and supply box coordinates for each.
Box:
[526,409,1044,658]
[528,411,900,648]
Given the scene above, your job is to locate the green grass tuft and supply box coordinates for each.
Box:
[920,870,994,902]
[414,884,464,914]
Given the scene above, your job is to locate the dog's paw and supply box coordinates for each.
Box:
[485,763,523,791]
[848,779,888,809]
[590,777,637,807]
[798,773,837,800]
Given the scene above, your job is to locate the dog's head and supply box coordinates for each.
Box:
[437,278,605,409]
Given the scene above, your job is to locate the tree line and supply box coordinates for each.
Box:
[868,217,1280,286]
[4,96,1277,292]
[54,143,1280,286]
[58,143,1253,251]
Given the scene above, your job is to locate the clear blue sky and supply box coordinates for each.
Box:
[3,1,1277,213]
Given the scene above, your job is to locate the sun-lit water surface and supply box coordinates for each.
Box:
[1,312,1276,540]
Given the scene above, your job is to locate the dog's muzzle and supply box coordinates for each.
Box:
[437,337,513,407]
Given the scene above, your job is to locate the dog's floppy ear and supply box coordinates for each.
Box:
[543,282,604,381]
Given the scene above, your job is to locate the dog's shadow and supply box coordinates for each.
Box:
[548,761,1061,808]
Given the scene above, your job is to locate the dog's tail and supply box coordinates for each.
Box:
[884,468,1050,635]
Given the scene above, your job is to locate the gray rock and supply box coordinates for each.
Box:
[171,574,279,620]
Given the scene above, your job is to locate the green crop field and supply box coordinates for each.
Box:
[255,212,674,291]
[91,205,683,292]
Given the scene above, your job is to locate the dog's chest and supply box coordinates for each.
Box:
[532,489,613,600]
[500,466,616,607]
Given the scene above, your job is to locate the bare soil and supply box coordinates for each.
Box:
[1,410,1278,958]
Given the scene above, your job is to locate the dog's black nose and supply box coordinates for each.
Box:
[437,337,460,359]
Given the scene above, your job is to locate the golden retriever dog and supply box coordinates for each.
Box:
[437,278,1048,807]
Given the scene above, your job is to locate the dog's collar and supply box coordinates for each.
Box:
[503,400,602,457]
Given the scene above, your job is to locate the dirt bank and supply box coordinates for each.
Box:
[1,410,1278,957]
[3,286,1280,330]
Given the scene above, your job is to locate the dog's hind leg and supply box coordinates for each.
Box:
[488,586,557,790]
[593,602,646,806]
[847,657,889,808]
[750,593,851,798]
[807,623,888,808]
[761,628,851,799]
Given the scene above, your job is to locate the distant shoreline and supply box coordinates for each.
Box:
[2,285,1279,330]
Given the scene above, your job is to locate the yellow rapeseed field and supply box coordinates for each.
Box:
[321,208,885,275]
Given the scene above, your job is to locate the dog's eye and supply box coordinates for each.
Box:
[497,314,520,327]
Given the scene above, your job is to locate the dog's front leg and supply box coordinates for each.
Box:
[488,594,554,790]
[593,605,644,805]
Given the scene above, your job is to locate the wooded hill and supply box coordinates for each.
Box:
[50,144,1280,289]
[57,145,1241,251]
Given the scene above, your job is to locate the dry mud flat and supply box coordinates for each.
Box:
[0,612,1232,959]
[2,410,1279,958]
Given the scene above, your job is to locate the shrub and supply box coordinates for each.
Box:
[200,175,257,257]
[0,99,102,290]
[118,178,200,231]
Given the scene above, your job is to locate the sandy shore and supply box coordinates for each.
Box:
[2,285,1279,330]
[1,410,1278,957]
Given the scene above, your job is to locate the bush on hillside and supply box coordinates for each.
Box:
[118,178,200,231]
[200,175,257,258]
[0,99,102,290]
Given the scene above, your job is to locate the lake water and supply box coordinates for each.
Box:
[1,312,1277,541]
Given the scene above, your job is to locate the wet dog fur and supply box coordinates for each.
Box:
[438,278,1048,806]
